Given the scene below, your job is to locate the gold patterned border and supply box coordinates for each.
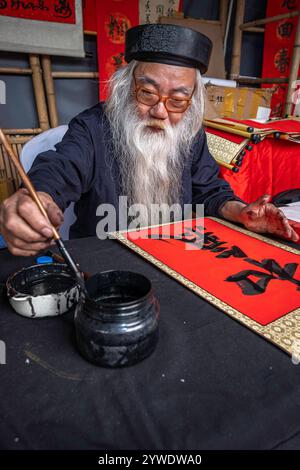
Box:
[206,132,248,166]
[111,218,300,358]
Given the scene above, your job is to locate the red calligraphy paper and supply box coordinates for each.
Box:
[0,0,76,24]
[117,218,300,326]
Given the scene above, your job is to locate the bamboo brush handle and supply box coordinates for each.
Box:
[0,128,60,240]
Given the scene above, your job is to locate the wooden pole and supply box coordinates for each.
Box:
[230,0,245,80]
[2,128,42,135]
[0,67,32,75]
[41,55,59,128]
[206,117,254,132]
[220,0,229,41]
[0,68,100,78]
[203,119,252,138]
[2,136,34,144]
[236,76,296,84]
[215,159,235,170]
[29,54,49,131]
[0,128,60,239]
[285,14,300,115]
[52,71,99,78]
[246,27,265,33]
[241,10,299,30]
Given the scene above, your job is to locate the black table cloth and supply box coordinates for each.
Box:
[0,236,300,450]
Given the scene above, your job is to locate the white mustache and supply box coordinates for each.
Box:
[144,120,166,130]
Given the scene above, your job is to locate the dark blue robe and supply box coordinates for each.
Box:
[28,103,241,238]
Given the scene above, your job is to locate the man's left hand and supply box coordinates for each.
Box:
[239,194,299,242]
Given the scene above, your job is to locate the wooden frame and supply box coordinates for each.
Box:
[230,2,300,116]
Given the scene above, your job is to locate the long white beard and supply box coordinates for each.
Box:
[105,62,204,227]
[113,104,194,226]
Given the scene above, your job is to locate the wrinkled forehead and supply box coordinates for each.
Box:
[133,61,196,94]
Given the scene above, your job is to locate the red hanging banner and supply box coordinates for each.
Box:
[82,0,97,32]
[96,0,139,101]
[0,0,76,24]
[262,0,300,117]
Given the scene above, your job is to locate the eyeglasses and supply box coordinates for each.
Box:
[134,78,193,113]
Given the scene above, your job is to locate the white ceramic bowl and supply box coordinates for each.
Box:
[6,263,80,318]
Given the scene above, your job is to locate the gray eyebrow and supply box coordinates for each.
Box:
[135,75,192,96]
[170,86,191,96]
[135,76,159,87]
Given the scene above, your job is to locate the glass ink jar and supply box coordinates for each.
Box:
[74,270,159,367]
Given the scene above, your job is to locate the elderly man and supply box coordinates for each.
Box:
[0,24,298,256]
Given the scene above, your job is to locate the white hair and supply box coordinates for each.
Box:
[105,60,205,225]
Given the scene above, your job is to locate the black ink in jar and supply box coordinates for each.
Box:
[74,270,159,367]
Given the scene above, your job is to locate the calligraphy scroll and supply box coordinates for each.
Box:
[262,0,300,117]
[113,218,300,357]
[139,0,180,24]
[0,0,76,24]
[82,0,97,32]
[96,0,139,100]
[0,0,84,57]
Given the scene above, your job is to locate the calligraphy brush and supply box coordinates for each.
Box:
[45,249,92,280]
[0,129,88,298]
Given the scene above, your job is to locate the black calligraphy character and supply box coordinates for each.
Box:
[11,0,48,11]
[281,0,297,10]
[274,48,290,73]
[149,225,205,247]
[0,1,7,9]
[54,0,72,19]
[216,245,248,259]
[156,4,164,15]
[112,52,124,70]
[10,0,21,10]
[278,21,293,38]
[120,19,129,36]
[202,232,228,253]
[226,258,300,295]
[108,15,116,39]
[108,15,127,40]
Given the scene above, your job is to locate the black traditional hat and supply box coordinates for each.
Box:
[125,23,212,74]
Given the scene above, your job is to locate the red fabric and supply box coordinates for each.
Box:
[205,119,300,203]
[262,0,300,117]
[219,138,300,203]
[82,0,97,32]
[96,0,139,100]
[0,0,76,24]
[124,218,300,326]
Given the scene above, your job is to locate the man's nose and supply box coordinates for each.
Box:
[149,101,169,119]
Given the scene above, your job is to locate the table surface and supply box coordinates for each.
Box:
[1,236,300,450]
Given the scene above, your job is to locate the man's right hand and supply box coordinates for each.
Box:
[0,188,64,256]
